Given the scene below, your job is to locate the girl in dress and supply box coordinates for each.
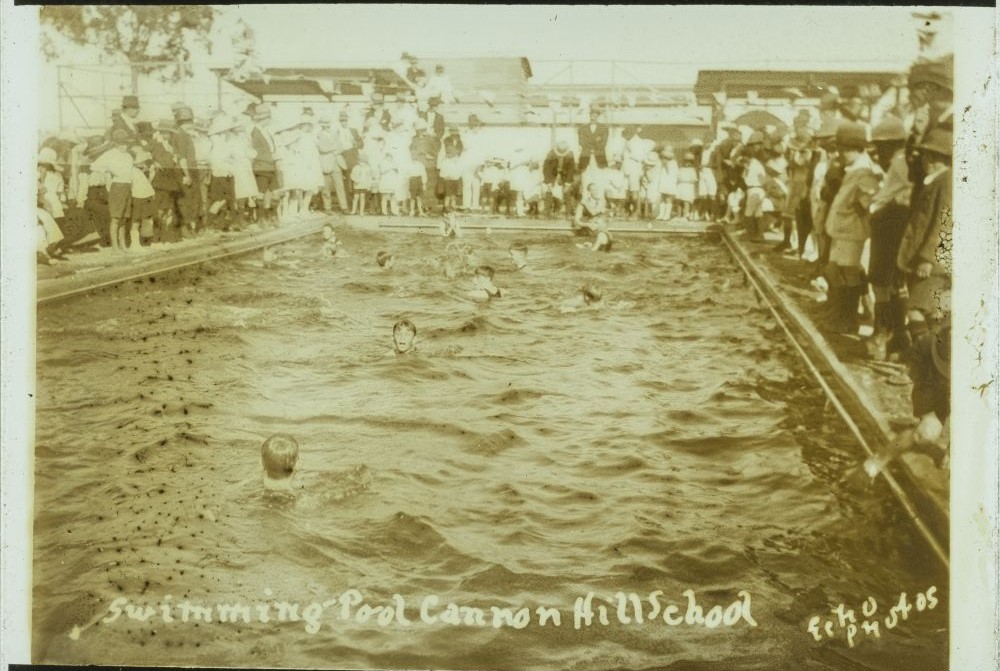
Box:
[657,146,679,221]
[693,140,717,221]
[231,124,260,222]
[675,152,698,220]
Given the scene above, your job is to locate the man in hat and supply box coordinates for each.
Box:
[317,116,348,213]
[777,126,815,255]
[712,124,744,221]
[426,64,456,104]
[110,95,142,143]
[248,103,278,222]
[411,118,440,215]
[334,109,363,207]
[896,127,952,344]
[622,126,652,219]
[809,117,846,276]
[906,57,953,200]
[867,115,913,359]
[821,121,880,334]
[577,107,609,175]
[423,97,445,139]
[462,114,486,211]
[367,93,391,132]
[172,106,203,235]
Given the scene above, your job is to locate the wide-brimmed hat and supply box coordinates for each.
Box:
[37,147,58,167]
[836,121,868,150]
[918,128,952,158]
[814,117,843,140]
[909,58,953,92]
[122,95,140,110]
[252,104,272,121]
[871,115,906,142]
[209,115,240,135]
[174,106,195,123]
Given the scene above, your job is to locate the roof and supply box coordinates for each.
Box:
[213,57,532,102]
[212,66,411,100]
[693,69,906,104]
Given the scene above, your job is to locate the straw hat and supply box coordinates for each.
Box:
[209,115,240,135]
[871,115,907,142]
[37,147,58,167]
[835,121,868,150]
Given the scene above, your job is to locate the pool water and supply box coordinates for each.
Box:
[33,227,947,670]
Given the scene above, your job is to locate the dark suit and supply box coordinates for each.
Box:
[577,123,609,170]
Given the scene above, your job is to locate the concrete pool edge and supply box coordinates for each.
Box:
[720,227,949,567]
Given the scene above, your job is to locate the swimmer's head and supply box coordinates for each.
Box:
[508,241,528,268]
[581,285,603,305]
[322,224,335,241]
[475,265,496,281]
[376,250,395,269]
[474,265,496,290]
[261,434,299,483]
[393,319,417,354]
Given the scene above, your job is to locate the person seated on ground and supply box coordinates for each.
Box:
[466,265,502,302]
[508,241,529,271]
[560,283,603,312]
[440,211,462,238]
[576,220,613,252]
[376,250,396,270]
[573,182,606,235]
[391,318,418,355]
[261,433,300,493]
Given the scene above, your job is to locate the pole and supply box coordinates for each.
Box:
[216,70,223,108]
[56,65,64,131]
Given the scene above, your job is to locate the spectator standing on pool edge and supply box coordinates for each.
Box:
[90,129,135,252]
[896,128,952,346]
[867,115,912,361]
[577,107,609,190]
[822,121,879,335]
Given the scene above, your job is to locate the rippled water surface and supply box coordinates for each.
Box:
[34,228,947,670]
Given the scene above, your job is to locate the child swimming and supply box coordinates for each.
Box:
[261,433,300,491]
[560,284,603,312]
[376,250,395,269]
[321,224,347,257]
[392,318,418,355]
[508,241,528,271]
[468,265,503,302]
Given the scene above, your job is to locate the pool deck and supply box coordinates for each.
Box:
[35,213,947,560]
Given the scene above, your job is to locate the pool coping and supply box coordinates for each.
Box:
[720,226,949,567]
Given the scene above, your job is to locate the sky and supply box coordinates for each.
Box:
[210,4,936,82]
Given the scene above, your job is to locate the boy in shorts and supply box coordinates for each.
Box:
[90,129,134,252]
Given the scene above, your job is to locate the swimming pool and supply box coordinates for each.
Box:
[33,226,947,670]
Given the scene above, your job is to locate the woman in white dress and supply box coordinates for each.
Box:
[231,125,260,217]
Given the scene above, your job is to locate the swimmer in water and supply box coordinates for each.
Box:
[392,318,418,355]
[509,241,528,271]
[468,265,503,302]
[321,224,345,257]
[376,250,395,269]
[261,433,299,492]
[560,284,603,312]
[440,212,462,238]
